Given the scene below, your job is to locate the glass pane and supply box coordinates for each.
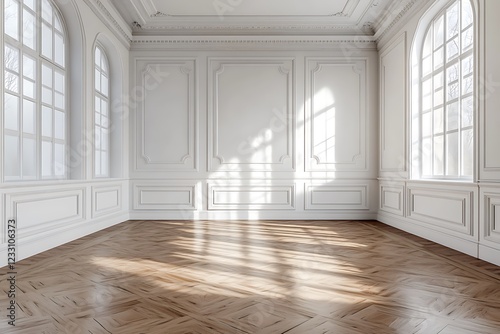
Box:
[95,127,101,148]
[422,112,432,137]
[462,27,473,51]
[95,47,101,66]
[434,71,444,90]
[95,69,101,92]
[5,45,19,72]
[42,23,53,59]
[462,96,473,127]
[462,129,473,176]
[434,15,444,48]
[463,76,473,95]
[23,9,36,49]
[101,151,108,176]
[42,141,52,176]
[24,0,35,10]
[54,110,65,139]
[462,55,473,76]
[447,102,459,130]
[54,33,64,67]
[23,55,35,80]
[422,138,432,176]
[434,107,444,134]
[42,64,52,87]
[42,86,52,104]
[41,0,52,22]
[55,71,64,93]
[95,149,101,176]
[447,38,459,61]
[54,143,64,176]
[101,99,108,117]
[447,64,459,101]
[54,15,62,32]
[5,71,19,93]
[423,56,432,76]
[23,99,35,134]
[5,0,19,40]
[101,116,109,129]
[4,93,19,131]
[42,106,52,137]
[23,79,35,98]
[462,0,473,29]
[434,135,444,175]
[446,2,459,40]
[95,96,101,113]
[55,92,64,109]
[434,88,444,107]
[423,30,432,57]
[434,47,444,70]
[102,75,109,97]
[5,135,20,178]
[446,132,459,176]
[102,128,109,150]
[22,138,36,177]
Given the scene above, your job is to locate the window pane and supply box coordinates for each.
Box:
[434,107,444,134]
[462,0,473,29]
[102,75,109,97]
[55,71,64,93]
[42,86,52,104]
[55,92,64,109]
[102,128,109,150]
[422,138,432,176]
[462,55,473,76]
[95,47,101,66]
[95,69,101,92]
[42,64,52,87]
[95,127,101,148]
[42,106,52,137]
[447,38,459,61]
[462,27,473,51]
[95,149,101,176]
[23,55,35,79]
[54,15,62,32]
[24,0,35,11]
[42,23,53,59]
[5,135,20,177]
[434,47,444,70]
[23,78,35,98]
[54,110,65,139]
[22,138,36,177]
[5,0,19,40]
[55,143,64,176]
[54,33,64,67]
[446,132,459,176]
[447,102,459,131]
[5,93,19,131]
[41,0,52,22]
[5,71,19,93]
[462,96,473,127]
[422,112,432,137]
[446,3,459,40]
[434,71,444,90]
[433,135,444,175]
[101,99,108,117]
[42,141,52,176]
[23,9,36,49]
[95,96,101,113]
[434,88,444,107]
[23,99,35,134]
[434,15,444,48]
[101,151,108,176]
[5,45,19,72]
[462,129,473,176]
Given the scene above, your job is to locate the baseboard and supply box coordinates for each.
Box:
[478,244,500,266]
[377,212,479,257]
[0,212,129,268]
[129,211,378,221]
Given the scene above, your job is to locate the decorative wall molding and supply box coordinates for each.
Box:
[375,0,420,43]
[133,182,197,211]
[305,58,368,172]
[482,191,500,244]
[305,184,369,211]
[92,185,122,218]
[379,183,404,216]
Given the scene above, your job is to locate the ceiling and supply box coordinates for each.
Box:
[108,0,404,36]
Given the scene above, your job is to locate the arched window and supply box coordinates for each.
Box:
[3,0,67,180]
[94,45,110,178]
[412,0,474,180]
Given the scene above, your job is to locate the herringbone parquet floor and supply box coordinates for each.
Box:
[1,220,500,333]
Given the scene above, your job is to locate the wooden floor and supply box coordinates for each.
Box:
[2,220,500,333]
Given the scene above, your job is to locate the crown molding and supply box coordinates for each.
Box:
[375,0,420,43]
[130,36,377,51]
[82,0,133,47]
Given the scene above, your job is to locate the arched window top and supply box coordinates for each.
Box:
[411,0,475,180]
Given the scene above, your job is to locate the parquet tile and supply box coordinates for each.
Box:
[1,220,500,333]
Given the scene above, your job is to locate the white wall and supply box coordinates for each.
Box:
[378,0,500,266]
[0,0,131,267]
[129,42,379,220]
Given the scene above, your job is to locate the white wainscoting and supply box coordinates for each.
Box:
[305,58,367,172]
[480,187,500,248]
[208,183,295,210]
[208,57,295,172]
[133,182,197,211]
[92,185,122,218]
[379,181,405,216]
[305,184,369,211]
[134,59,197,172]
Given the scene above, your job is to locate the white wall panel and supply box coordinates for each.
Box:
[92,185,122,218]
[380,33,407,174]
[208,58,295,172]
[305,58,367,172]
[208,183,295,210]
[135,59,197,171]
[380,183,405,216]
[407,185,475,236]
[305,184,369,210]
[5,189,85,239]
[133,182,197,210]
[481,188,500,246]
